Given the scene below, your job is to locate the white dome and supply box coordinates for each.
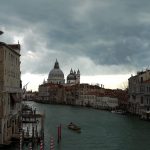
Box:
[47,60,65,84]
[67,74,76,80]
[48,68,64,78]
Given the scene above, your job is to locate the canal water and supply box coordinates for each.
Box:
[8,101,150,150]
[24,101,150,150]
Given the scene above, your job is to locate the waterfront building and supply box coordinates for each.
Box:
[105,89,128,110]
[64,85,76,105]
[46,83,64,103]
[128,70,150,119]
[38,83,65,103]
[0,42,22,145]
[65,84,105,106]
[47,59,65,84]
[95,93,118,110]
[80,93,96,107]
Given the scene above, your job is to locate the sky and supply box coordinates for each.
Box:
[0,0,150,91]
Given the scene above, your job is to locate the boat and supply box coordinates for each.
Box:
[68,122,81,133]
[111,110,126,115]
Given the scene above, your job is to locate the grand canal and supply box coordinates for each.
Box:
[24,101,150,150]
[8,101,150,150]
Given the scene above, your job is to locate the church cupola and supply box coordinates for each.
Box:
[70,68,73,74]
[54,59,59,69]
[77,69,80,74]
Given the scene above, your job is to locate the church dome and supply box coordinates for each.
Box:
[48,60,65,84]
[67,69,76,80]
[67,74,76,80]
[48,69,64,78]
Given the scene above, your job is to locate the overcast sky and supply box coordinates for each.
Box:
[1,0,150,90]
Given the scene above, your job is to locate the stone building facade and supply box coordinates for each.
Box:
[38,83,65,103]
[128,70,150,119]
[0,42,22,145]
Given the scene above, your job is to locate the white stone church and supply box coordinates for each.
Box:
[46,59,80,85]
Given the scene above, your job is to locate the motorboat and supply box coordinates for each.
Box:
[68,122,81,133]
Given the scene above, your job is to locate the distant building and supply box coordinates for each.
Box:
[128,70,150,119]
[38,83,65,103]
[38,60,81,103]
[95,94,118,110]
[23,90,38,101]
[65,83,105,106]
[47,59,65,84]
[0,42,22,145]
[105,89,128,110]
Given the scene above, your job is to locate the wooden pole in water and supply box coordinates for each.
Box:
[40,139,44,150]
[57,124,62,143]
[19,131,22,150]
[50,136,54,150]
[57,126,59,143]
[59,124,61,140]
[29,143,32,150]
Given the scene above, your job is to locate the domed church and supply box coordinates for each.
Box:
[67,68,80,84]
[47,59,65,84]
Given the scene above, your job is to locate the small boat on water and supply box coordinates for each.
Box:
[111,110,126,115]
[68,122,81,133]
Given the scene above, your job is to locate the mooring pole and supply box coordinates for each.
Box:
[57,126,59,143]
[59,124,61,140]
[50,136,54,150]
[19,130,23,150]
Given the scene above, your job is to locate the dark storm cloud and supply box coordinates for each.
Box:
[0,0,150,75]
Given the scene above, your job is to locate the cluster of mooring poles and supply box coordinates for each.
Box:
[19,105,63,150]
[18,104,45,150]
